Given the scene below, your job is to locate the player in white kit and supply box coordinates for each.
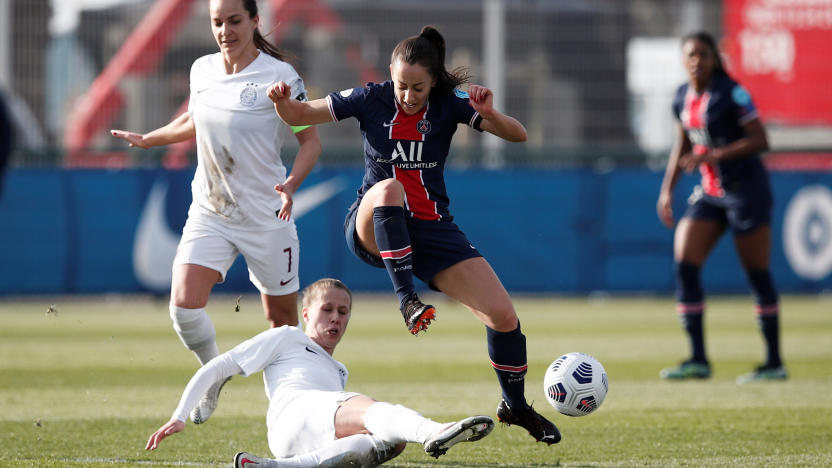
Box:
[111,0,321,424]
[145,278,494,467]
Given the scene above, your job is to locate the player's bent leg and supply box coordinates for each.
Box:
[434,258,558,444]
[170,263,223,364]
[433,257,516,331]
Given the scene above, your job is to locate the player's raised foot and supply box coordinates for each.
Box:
[234,451,277,468]
[659,360,711,380]
[736,363,788,384]
[424,415,494,458]
[191,376,231,424]
[400,296,436,336]
[496,400,561,445]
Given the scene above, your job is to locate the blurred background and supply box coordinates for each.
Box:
[1,0,831,295]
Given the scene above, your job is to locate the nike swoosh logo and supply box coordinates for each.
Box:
[280,276,296,286]
[133,178,345,290]
[133,180,180,291]
[383,121,399,127]
[305,346,318,355]
[240,458,259,467]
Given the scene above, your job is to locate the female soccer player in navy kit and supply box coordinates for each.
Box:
[657,31,786,383]
[268,26,560,444]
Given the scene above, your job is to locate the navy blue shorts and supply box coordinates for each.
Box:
[684,183,772,234]
[344,205,483,288]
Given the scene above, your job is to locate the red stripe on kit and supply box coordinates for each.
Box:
[379,246,412,259]
[676,302,704,314]
[491,361,528,373]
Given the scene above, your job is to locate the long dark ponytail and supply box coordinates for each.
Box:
[683,31,728,79]
[391,26,470,96]
[241,0,294,62]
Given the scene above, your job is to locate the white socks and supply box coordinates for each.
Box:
[169,304,219,365]
[363,402,443,444]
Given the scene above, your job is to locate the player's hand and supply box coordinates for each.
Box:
[268,81,292,103]
[656,192,675,229]
[274,183,295,221]
[468,84,494,117]
[110,129,150,149]
[677,151,703,173]
[145,419,184,451]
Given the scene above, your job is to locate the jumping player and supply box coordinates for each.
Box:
[267,26,560,444]
[145,278,494,467]
[111,0,321,422]
[657,31,786,383]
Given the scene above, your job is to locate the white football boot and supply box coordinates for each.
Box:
[423,415,494,458]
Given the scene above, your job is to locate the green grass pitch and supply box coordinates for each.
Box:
[1,293,831,467]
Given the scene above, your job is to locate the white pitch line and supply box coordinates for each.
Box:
[52,458,225,466]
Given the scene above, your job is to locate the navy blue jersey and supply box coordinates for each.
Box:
[672,74,768,197]
[327,81,482,221]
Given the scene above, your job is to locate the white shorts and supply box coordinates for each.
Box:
[267,390,360,458]
[173,216,300,295]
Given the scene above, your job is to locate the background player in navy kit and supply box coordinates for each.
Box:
[657,31,786,383]
[267,26,560,444]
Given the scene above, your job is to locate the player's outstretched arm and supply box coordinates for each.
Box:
[276,125,322,220]
[111,112,195,149]
[145,419,185,451]
[268,81,334,127]
[468,85,527,142]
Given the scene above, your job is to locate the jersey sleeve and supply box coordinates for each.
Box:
[187,61,198,116]
[283,66,311,134]
[449,88,483,131]
[326,85,371,122]
[227,326,291,377]
[730,84,759,126]
[170,353,242,422]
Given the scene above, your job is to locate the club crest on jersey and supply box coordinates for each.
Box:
[417,119,431,134]
[240,83,257,107]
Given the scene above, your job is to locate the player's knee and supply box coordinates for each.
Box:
[369,179,405,206]
[170,288,206,309]
[169,304,216,350]
[479,304,517,332]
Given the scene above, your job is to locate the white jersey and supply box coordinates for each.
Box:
[187,51,307,229]
[227,326,349,432]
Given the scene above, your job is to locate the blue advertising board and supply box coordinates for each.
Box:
[1,167,830,295]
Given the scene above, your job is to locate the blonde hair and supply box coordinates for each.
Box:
[301,278,352,310]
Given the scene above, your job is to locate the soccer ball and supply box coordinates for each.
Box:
[543,352,608,417]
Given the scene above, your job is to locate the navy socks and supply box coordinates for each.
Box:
[373,206,416,308]
[487,324,528,410]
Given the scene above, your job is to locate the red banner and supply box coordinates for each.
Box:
[723,0,832,125]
